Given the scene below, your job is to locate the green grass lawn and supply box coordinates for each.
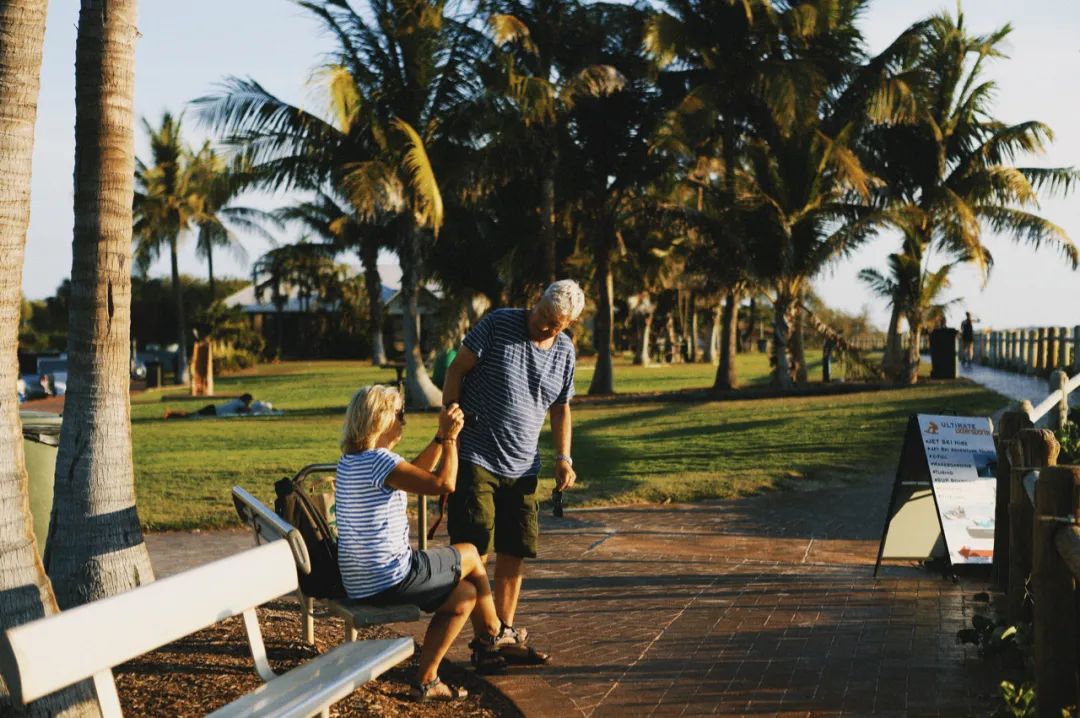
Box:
[132,356,1003,530]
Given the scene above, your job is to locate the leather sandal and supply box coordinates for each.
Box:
[410,676,468,702]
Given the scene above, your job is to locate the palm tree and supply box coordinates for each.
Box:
[45,0,156,612]
[483,0,626,284]
[276,191,389,365]
[859,248,961,376]
[0,1,98,711]
[133,112,196,384]
[197,0,485,408]
[867,10,1079,381]
[187,144,276,301]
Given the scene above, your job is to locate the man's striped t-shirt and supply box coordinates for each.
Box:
[335,448,410,599]
[458,308,576,478]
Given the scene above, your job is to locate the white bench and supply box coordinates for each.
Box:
[0,541,413,718]
[231,486,421,645]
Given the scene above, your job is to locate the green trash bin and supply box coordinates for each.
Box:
[21,411,61,556]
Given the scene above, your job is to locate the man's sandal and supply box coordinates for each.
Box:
[469,637,509,675]
[493,624,551,665]
[410,676,468,702]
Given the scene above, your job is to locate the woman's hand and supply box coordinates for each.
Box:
[439,403,465,440]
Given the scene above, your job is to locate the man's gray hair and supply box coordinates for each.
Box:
[540,279,585,320]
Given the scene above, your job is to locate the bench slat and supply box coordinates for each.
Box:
[0,541,296,704]
[205,638,414,718]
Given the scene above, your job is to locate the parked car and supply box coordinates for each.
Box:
[23,355,68,399]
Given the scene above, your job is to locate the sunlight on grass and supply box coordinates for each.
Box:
[132,357,1004,529]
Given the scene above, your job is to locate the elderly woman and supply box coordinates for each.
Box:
[336,385,505,702]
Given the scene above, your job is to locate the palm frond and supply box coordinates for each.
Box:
[391,118,444,234]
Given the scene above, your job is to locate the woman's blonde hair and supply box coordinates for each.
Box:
[341,385,401,453]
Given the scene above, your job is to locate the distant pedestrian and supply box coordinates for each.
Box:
[961,312,977,366]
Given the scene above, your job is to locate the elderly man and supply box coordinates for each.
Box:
[441,279,584,665]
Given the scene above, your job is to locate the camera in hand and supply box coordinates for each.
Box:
[551,489,564,518]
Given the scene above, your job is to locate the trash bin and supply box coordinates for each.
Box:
[432,348,457,389]
[145,360,162,388]
[930,327,960,379]
[21,411,62,556]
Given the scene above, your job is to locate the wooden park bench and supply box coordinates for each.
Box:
[0,540,412,718]
[231,485,421,645]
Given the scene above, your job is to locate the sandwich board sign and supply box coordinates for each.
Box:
[874,414,997,576]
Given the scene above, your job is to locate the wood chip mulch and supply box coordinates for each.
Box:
[113,600,522,717]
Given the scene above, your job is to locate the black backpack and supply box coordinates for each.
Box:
[274,477,346,599]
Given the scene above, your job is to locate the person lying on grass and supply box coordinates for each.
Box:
[336,385,506,702]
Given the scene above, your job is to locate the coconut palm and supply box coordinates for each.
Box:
[0,2,98,712]
[859,248,962,375]
[197,0,487,407]
[483,0,626,284]
[187,144,276,301]
[133,112,197,384]
[276,190,389,364]
[45,0,156,613]
[867,10,1079,381]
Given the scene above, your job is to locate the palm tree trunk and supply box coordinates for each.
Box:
[703,304,720,366]
[206,242,215,301]
[360,237,386,365]
[399,224,441,408]
[169,237,189,383]
[791,299,807,385]
[0,2,99,712]
[882,301,903,380]
[714,290,739,390]
[742,295,757,351]
[905,321,922,385]
[771,290,794,389]
[687,292,699,363]
[541,149,557,284]
[633,309,653,367]
[588,232,615,395]
[45,0,155,612]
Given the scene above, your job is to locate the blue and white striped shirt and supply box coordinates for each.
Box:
[459,308,576,478]
[335,449,409,599]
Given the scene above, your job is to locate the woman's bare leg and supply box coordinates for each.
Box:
[417,579,475,684]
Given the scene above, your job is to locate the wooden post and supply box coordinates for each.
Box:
[995,407,1035,587]
[1048,330,1058,371]
[1073,326,1080,373]
[1008,429,1061,622]
[990,331,999,366]
[1059,327,1069,370]
[1032,466,1079,716]
[1050,370,1069,432]
[1036,328,1047,373]
[1028,330,1038,374]
[1010,331,1019,369]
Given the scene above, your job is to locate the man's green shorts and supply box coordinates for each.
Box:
[447,461,538,558]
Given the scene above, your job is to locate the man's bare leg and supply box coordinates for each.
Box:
[494,553,524,627]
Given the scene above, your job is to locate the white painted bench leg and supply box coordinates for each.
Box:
[346,618,358,642]
[242,607,278,682]
[301,592,315,645]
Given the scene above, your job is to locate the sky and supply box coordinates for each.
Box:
[23,0,1080,331]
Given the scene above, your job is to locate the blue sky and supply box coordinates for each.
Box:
[24,0,1080,330]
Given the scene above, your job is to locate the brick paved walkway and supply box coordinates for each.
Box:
[147,477,1001,717]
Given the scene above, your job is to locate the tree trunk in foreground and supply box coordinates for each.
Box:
[399,224,441,408]
[588,232,614,395]
[45,0,156,611]
[771,290,794,389]
[0,1,99,713]
[361,236,386,365]
[714,291,739,390]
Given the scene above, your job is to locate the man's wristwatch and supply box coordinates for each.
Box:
[555,454,573,467]
[433,434,445,445]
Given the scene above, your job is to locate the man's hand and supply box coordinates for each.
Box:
[555,459,576,491]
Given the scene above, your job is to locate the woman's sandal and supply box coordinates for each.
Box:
[410,676,468,702]
[469,637,509,675]
[498,643,551,665]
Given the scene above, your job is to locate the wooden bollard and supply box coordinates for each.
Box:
[1032,465,1080,717]
[1008,429,1061,622]
[1036,328,1047,373]
[1073,326,1080,373]
[995,407,1035,587]
[1048,330,1058,371]
[1051,370,1069,432]
[1059,327,1069,369]
[1028,330,1038,374]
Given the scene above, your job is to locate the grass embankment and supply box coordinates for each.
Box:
[132,356,1003,530]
